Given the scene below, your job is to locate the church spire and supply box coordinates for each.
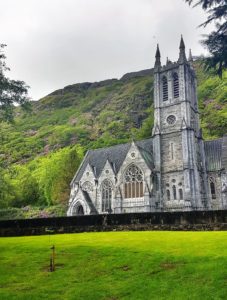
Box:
[178,35,187,63]
[188,48,193,63]
[154,44,161,69]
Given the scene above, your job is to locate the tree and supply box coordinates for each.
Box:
[0,44,30,122]
[185,0,227,77]
[32,145,83,206]
[0,44,30,208]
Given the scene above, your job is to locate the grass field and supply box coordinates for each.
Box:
[0,231,226,300]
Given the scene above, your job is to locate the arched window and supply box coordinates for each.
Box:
[179,188,183,200]
[173,73,179,98]
[101,179,112,212]
[209,177,216,199]
[173,185,177,200]
[124,164,144,198]
[162,76,168,101]
[167,189,170,201]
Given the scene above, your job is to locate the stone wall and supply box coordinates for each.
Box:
[0,210,226,237]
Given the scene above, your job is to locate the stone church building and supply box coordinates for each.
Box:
[67,37,227,216]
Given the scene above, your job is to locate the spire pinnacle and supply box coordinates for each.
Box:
[180,35,185,50]
[188,49,193,62]
[178,35,187,63]
[154,44,161,69]
[155,44,160,58]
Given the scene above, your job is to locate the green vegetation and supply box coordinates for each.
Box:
[185,0,227,78]
[0,62,226,214]
[0,231,226,299]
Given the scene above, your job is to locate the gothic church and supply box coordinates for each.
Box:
[67,37,227,216]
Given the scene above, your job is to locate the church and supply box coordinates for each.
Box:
[67,37,227,216]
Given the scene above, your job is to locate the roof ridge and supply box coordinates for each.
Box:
[89,137,153,152]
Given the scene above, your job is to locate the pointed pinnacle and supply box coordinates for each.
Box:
[155,44,160,58]
[188,49,193,62]
[178,35,187,63]
[180,35,185,50]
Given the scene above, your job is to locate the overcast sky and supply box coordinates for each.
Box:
[0,0,212,100]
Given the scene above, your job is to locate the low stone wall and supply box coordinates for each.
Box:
[0,210,227,237]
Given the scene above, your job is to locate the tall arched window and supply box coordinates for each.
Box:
[162,76,168,101]
[166,189,170,201]
[173,73,179,98]
[209,177,216,199]
[124,164,144,198]
[179,188,183,200]
[101,179,112,212]
[173,185,177,200]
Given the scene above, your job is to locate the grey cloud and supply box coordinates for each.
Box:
[0,0,212,100]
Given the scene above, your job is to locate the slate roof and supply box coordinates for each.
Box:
[72,136,226,185]
[204,138,223,171]
[73,138,153,183]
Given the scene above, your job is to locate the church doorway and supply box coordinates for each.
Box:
[76,205,84,215]
[72,202,85,215]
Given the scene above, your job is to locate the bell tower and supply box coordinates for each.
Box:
[152,37,209,210]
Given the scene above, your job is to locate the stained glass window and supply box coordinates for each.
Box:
[124,164,144,198]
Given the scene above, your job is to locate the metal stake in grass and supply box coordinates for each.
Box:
[50,245,55,272]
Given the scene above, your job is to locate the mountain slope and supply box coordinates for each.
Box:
[0,62,226,210]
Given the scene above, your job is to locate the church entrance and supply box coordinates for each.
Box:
[72,202,85,215]
[76,204,84,215]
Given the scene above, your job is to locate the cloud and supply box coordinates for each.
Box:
[0,0,212,100]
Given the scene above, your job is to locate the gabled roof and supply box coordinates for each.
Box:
[204,138,223,171]
[73,138,153,183]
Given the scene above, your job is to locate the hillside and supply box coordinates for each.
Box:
[0,62,226,212]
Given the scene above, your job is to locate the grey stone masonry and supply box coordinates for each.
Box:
[67,37,227,216]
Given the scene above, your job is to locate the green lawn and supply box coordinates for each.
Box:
[0,231,226,300]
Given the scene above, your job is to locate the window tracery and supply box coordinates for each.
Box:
[124,164,144,198]
[82,181,93,192]
[167,115,176,125]
[101,179,112,212]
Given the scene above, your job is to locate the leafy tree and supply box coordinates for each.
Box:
[185,0,227,77]
[32,145,83,206]
[0,44,30,208]
[0,167,14,208]
[0,44,30,122]
[9,165,40,207]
